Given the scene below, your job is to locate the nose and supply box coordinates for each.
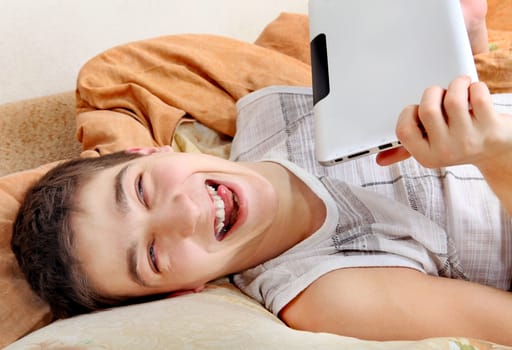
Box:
[150,192,200,239]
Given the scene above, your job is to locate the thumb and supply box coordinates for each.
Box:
[376,146,411,166]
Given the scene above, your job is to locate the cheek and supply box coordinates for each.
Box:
[152,165,186,187]
[168,241,213,281]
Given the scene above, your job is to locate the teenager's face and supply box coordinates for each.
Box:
[73,147,279,299]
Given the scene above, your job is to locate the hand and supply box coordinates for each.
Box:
[460,0,489,54]
[377,76,512,173]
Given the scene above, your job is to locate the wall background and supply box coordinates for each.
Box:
[0,0,308,104]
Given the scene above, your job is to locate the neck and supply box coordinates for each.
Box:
[245,161,326,261]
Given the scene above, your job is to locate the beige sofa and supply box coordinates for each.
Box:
[2,1,512,349]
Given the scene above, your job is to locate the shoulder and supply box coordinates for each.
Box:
[231,86,314,163]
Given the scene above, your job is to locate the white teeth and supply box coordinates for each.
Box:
[206,185,225,235]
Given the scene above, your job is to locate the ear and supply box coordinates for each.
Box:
[193,285,206,293]
[126,146,173,156]
[165,285,206,298]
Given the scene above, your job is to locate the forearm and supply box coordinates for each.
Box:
[281,267,512,345]
[478,157,512,216]
[473,110,512,217]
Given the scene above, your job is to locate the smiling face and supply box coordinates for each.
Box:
[72,147,280,299]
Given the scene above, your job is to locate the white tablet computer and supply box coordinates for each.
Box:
[309,0,478,166]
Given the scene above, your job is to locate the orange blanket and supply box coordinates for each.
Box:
[76,13,311,156]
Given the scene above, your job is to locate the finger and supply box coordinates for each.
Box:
[443,76,473,130]
[395,105,430,149]
[417,86,448,144]
[376,146,411,166]
[468,81,495,123]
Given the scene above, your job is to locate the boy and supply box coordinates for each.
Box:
[12,0,512,345]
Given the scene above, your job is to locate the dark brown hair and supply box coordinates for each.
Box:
[11,151,151,318]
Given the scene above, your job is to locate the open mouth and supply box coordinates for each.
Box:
[206,182,239,241]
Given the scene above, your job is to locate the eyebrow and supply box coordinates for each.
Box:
[114,164,131,216]
[127,241,150,288]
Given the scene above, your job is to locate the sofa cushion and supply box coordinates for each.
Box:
[0,164,57,349]
[5,278,506,350]
[0,92,81,177]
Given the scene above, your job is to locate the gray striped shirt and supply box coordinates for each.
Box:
[231,86,512,315]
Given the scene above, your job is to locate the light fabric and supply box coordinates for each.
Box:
[6,279,500,350]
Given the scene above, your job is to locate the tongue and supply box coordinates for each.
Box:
[216,184,234,220]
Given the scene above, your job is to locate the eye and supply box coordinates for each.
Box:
[136,174,147,207]
[149,242,159,273]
